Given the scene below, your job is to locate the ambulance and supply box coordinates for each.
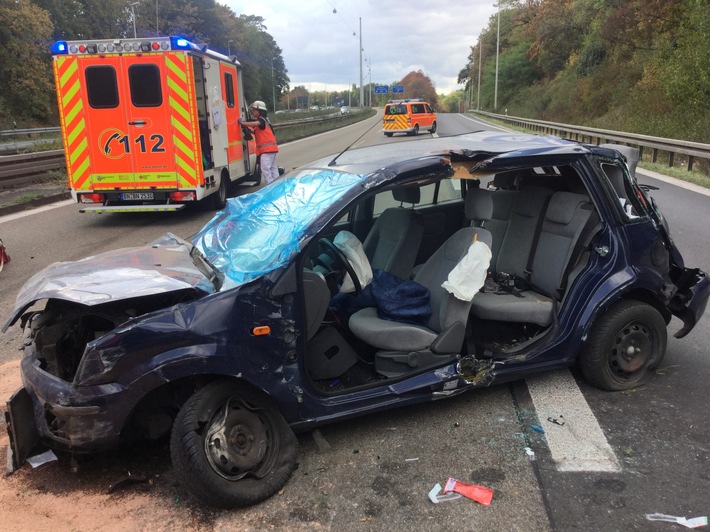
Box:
[51,36,258,213]
[382,98,437,137]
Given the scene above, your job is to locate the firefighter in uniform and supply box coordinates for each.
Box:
[239,100,280,185]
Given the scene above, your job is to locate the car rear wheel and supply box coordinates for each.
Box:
[385,132,393,137]
[170,380,298,508]
[579,300,667,391]
[430,121,437,134]
[411,124,419,136]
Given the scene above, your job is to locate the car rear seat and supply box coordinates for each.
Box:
[491,186,553,278]
[470,191,596,327]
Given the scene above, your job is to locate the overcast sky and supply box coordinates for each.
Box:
[226,0,499,95]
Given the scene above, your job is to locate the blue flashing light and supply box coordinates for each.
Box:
[170,36,191,50]
[51,41,68,54]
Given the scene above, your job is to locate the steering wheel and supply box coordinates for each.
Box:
[318,238,362,295]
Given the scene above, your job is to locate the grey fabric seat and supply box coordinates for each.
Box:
[363,186,424,280]
[492,186,553,277]
[350,189,493,377]
[484,188,517,267]
[302,270,331,341]
[470,191,595,326]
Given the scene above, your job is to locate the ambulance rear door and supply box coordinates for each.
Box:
[79,53,178,196]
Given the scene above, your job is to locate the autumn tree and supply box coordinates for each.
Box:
[0,0,55,125]
[397,70,438,106]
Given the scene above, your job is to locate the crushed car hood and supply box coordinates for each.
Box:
[3,233,216,331]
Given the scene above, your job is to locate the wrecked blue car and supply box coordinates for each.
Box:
[4,132,709,508]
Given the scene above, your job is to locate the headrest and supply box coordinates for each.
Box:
[393,186,420,204]
[545,192,588,225]
[492,171,519,190]
[465,188,493,222]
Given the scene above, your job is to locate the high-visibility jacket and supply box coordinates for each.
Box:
[253,118,278,155]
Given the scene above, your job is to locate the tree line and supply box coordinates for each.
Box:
[0,0,289,127]
[457,0,710,144]
[0,0,440,128]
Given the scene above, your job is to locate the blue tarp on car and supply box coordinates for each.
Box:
[192,170,366,289]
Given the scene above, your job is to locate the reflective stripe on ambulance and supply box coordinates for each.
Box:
[54,56,91,191]
[383,114,410,132]
[165,52,201,189]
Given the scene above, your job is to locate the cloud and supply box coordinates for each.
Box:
[226,0,498,93]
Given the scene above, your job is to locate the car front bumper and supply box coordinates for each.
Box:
[5,356,139,470]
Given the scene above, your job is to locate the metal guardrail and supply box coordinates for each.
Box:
[0,150,65,188]
[0,127,61,137]
[472,111,710,171]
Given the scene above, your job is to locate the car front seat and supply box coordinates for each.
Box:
[362,186,424,280]
[349,188,493,378]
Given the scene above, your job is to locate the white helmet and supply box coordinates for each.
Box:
[250,100,267,111]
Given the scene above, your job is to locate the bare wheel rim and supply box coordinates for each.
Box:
[608,320,658,381]
[204,397,278,481]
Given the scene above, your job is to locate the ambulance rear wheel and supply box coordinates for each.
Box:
[410,124,419,136]
[430,121,437,134]
[212,175,228,210]
[385,132,393,137]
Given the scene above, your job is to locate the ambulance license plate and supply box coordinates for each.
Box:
[121,192,154,201]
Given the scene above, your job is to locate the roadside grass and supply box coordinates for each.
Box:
[13,193,45,204]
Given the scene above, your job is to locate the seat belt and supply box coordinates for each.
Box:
[523,195,551,284]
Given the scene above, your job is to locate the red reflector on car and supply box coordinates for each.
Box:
[80,193,105,204]
[152,42,160,50]
[78,45,86,53]
[169,191,196,202]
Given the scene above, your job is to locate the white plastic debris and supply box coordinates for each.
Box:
[27,449,58,468]
[645,513,708,528]
[524,447,536,461]
[442,239,491,301]
[428,483,462,504]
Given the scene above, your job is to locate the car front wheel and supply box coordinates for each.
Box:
[170,380,298,508]
[579,300,667,391]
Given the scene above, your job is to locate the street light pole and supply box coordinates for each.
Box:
[359,17,364,109]
[129,2,139,39]
[271,57,277,113]
[477,37,482,110]
[494,2,501,111]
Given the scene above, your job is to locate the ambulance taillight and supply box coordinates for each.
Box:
[169,191,196,202]
[79,194,105,204]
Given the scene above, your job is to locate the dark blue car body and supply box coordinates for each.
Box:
[4,132,708,507]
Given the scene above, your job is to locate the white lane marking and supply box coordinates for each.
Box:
[0,199,74,224]
[526,369,621,472]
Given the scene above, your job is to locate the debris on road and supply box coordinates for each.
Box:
[443,477,494,506]
[645,513,708,528]
[428,483,462,504]
[26,449,57,468]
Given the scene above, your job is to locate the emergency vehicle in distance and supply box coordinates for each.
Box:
[382,98,437,137]
[51,37,258,213]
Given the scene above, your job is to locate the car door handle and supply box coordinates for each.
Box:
[128,120,147,126]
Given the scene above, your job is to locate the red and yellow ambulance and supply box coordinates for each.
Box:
[382,99,437,137]
[51,36,257,213]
